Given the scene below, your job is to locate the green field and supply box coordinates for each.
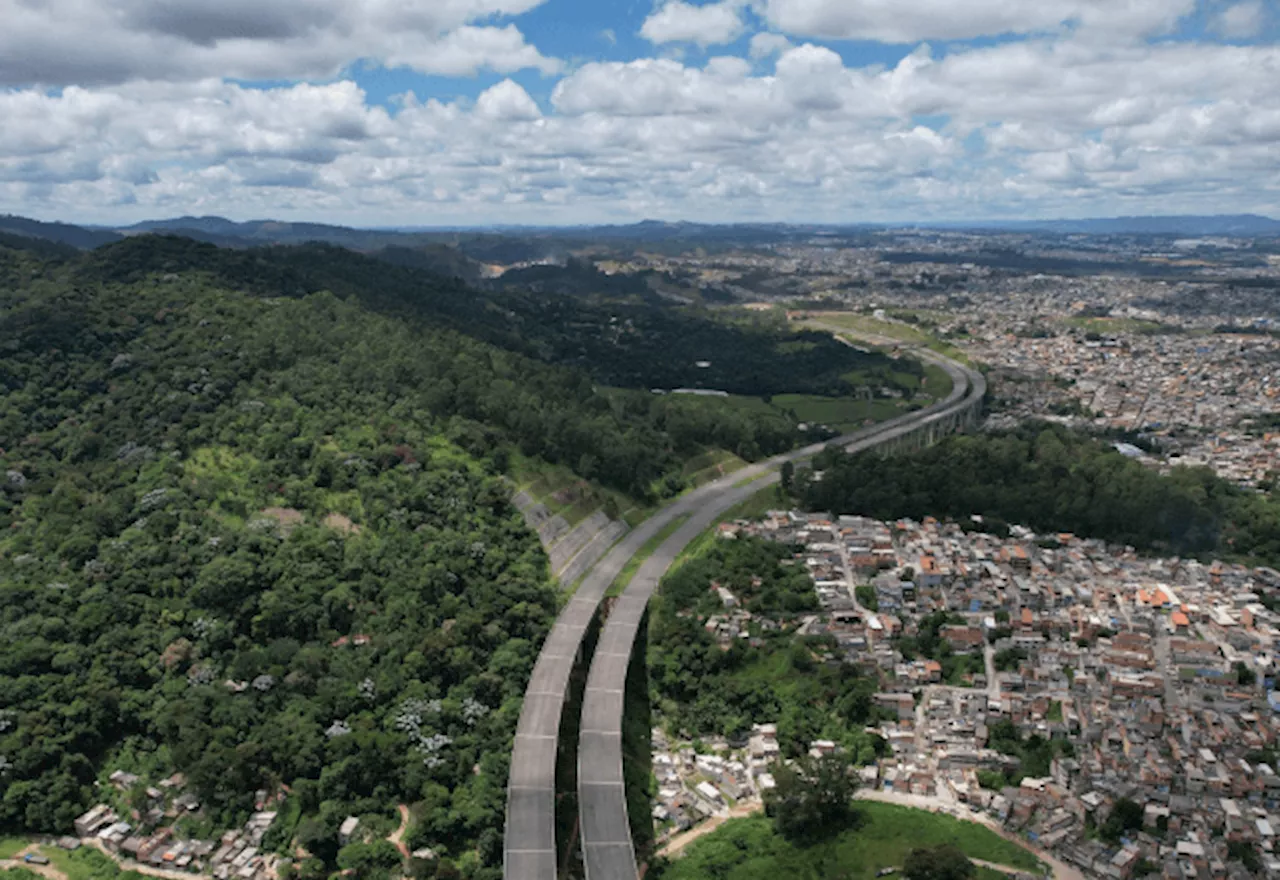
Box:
[712,392,911,435]
[801,312,974,367]
[37,846,139,880]
[657,803,1044,880]
[0,839,28,860]
[772,394,908,433]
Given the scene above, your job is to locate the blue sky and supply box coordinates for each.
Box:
[1,0,1278,225]
[319,2,923,112]
[320,0,1279,112]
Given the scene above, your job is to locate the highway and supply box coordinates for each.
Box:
[505,338,985,880]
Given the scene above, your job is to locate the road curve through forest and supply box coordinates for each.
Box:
[506,337,985,880]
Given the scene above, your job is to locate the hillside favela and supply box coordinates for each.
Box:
[2,3,1280,880]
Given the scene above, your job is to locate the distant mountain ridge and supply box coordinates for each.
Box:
[3,212,1277,257]
[969,214,1280,236]
[0,214,123,249]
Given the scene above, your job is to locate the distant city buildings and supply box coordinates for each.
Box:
[655,508,1280,878]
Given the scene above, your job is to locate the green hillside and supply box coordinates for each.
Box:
[0,235,934,878]
[654,804,1043,880]
[0,242,573,876]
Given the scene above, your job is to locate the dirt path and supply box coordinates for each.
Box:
[655,801,762,858]
[973,858,1037,877]
[1,845,70,880]
[81,839,211,880]
[3,841,201,880]
[388,804,410,859]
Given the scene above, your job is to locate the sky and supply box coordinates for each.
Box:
[2,0,1279,227]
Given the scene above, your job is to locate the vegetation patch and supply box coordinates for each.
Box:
[653,802,1041,880]
[799,312,973,366]
[798,423,1280,566]
[0,840,29,860]
[649,536,885,755]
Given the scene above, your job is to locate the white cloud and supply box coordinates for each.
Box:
[387,25,562,77]
[748,33,793,59]
[640,1,749,47]
[1211,1,1266,38]
[475,79,543,120]
[758,0,1196,43]
[0,0,558,86]
[4,27,1280,225]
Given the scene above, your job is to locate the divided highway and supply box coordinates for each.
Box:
[505,339,985,880]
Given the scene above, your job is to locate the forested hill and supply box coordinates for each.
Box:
[798,425,1280,566]
[0,239,575,873]
[0,232,892,876]
[76,234,912,399]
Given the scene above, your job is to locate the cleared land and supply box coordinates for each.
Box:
[0,843,27,861]
[657,803,1043,880]
[799,311,973,366]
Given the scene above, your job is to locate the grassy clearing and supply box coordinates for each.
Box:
[38,846,132,880]
[1062,316,1173,335]
[771,394,905,433]
[0,839,29,860]
[660,803,1044,879]
[609,514,692,597]
[709,390,911,435]
[800,312,973,366]
[708,395,779,417]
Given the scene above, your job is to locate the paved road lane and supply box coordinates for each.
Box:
[506,335,985,880]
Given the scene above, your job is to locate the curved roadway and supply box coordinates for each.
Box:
[505,339,985,880]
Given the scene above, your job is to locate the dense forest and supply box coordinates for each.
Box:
[648,538,886,762]
[80,235,915,399]
[0,242,576,877]
[0,233,915,877]
[798,424,1280,566]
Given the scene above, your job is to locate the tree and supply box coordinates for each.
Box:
[1101,797,1144,843]
[336,841,403,879]
[1227,841,1262,873]
[780,461,795,493]
[296,816,341,866]
[762,752,859,843]
[903,844,976,880]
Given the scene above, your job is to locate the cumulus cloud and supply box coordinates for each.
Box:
[475,80,543,120]
[758,0,1197,43]
[0,0,559,86]
[3,19,1280,224]
[640,1,749,47]
[748,33,793,59]
[1211,1,1267,38]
